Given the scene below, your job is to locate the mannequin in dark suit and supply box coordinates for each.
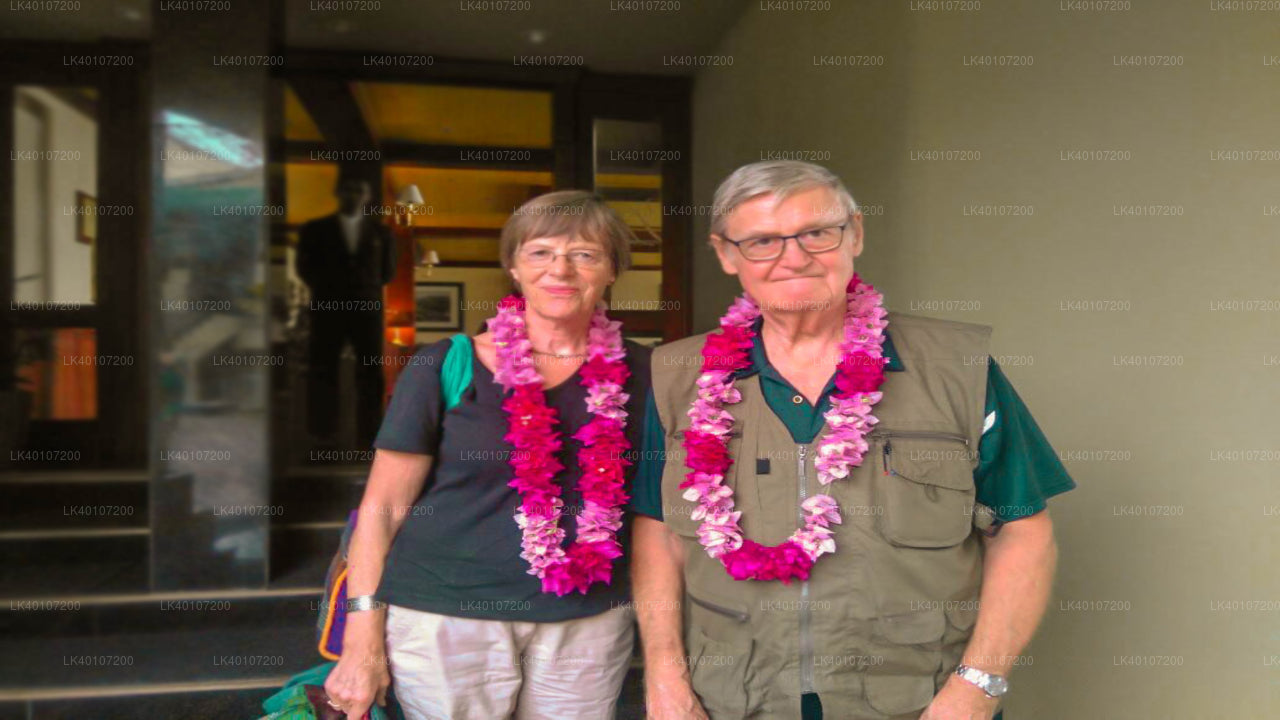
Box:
[296,177,396,449]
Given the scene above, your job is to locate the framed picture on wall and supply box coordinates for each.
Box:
[75,191,97,245]
[414,282,465,332]
[625,335,664,348]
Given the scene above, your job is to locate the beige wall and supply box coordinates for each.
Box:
[691,4,1279,717]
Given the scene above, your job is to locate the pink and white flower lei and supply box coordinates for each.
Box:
[681,274,888,584]
[490,295,633,596]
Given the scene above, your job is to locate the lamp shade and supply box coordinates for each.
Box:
[396,184,424,206]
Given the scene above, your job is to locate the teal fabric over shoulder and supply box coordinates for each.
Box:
[441,333,474,411]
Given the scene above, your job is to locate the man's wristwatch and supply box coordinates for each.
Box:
[953,664,1009,698]
[345,595,387,613]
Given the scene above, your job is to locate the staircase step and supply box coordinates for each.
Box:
[0,535,148,597]
[0,473,149,532]
[0,589,323,689]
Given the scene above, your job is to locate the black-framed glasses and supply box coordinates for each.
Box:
[720,223,847,261]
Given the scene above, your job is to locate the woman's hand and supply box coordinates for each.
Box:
[323,613,391,719]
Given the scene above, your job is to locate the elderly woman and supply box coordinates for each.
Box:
[324,191,651,720]
[630,161,1071,720]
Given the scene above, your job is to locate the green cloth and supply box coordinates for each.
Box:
[260,661,398,720]
[628,327,1075,525]
[260,662,335,720]
[441,333,474,411]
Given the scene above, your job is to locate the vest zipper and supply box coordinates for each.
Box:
[797,443,815,694]
[688,593,748,622]
[872,429,969,445]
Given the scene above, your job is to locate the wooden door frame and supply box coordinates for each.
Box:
[575,73,693,342]
[0,40,150,468]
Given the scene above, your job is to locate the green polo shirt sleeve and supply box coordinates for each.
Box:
[628,387,667,520]
[974,358,1077,523]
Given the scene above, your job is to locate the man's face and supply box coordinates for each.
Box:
[336,180,371,214]
[711,185,864,315]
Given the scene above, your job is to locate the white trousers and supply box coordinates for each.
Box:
[385,604,635,720]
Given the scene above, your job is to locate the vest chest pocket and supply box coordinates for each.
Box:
[872,431,976,548]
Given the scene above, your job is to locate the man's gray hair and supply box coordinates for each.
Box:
[710,160,858,237]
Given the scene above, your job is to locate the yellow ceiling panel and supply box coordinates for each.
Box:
[352,83,552,148]
[284,85,324,142]
[596,173,661,190]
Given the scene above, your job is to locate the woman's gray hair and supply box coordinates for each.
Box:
[710,160,859,237]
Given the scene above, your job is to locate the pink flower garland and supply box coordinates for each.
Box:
[490,295,632,596]
[681,274,888,584]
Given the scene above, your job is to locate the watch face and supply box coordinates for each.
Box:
[986,676,1009,696]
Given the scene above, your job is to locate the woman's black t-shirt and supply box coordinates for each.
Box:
[372,335,651,622]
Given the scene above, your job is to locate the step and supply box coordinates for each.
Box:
[0,588,324,690]
[0,666,647,719]
[0,470,149,532]
[0,534,149,597]
[0,676,287,717]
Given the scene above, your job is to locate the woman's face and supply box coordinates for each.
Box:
[509,234,616,322]
[712,185,863,317]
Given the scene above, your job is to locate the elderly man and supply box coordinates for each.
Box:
[630,160,1074,720]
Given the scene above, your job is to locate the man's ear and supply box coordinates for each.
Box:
[848,213,865,259]
[710,235,740,277]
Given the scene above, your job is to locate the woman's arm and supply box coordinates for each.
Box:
[325,449,433,717]
[341,448,433,650]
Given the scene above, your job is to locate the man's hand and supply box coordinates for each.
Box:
[644,669,710,720]
[920,675,1000,720]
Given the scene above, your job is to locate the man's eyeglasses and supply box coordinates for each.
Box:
[518,247,606,268]
[719,223,847,261]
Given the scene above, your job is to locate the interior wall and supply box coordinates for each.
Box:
[691,4,1280,718]
[13,86,98,305]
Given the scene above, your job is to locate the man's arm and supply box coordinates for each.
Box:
[967,509,1058,675]
[923,509,1058,719]
[631,515,709,720]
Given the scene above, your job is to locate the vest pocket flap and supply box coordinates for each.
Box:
[688,590,751,623]
[863,674,936,716]
[885,447,974,491]
[875,608,946,645]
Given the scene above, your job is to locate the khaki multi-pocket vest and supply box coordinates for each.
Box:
[652,312,993,720]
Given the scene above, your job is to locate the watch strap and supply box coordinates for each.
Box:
[345,595,387,613]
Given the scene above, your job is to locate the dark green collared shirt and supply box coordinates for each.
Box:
[629,323,1075,525]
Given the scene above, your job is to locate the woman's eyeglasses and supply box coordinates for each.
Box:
[518,247,606,268]
[720,223,847,262]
